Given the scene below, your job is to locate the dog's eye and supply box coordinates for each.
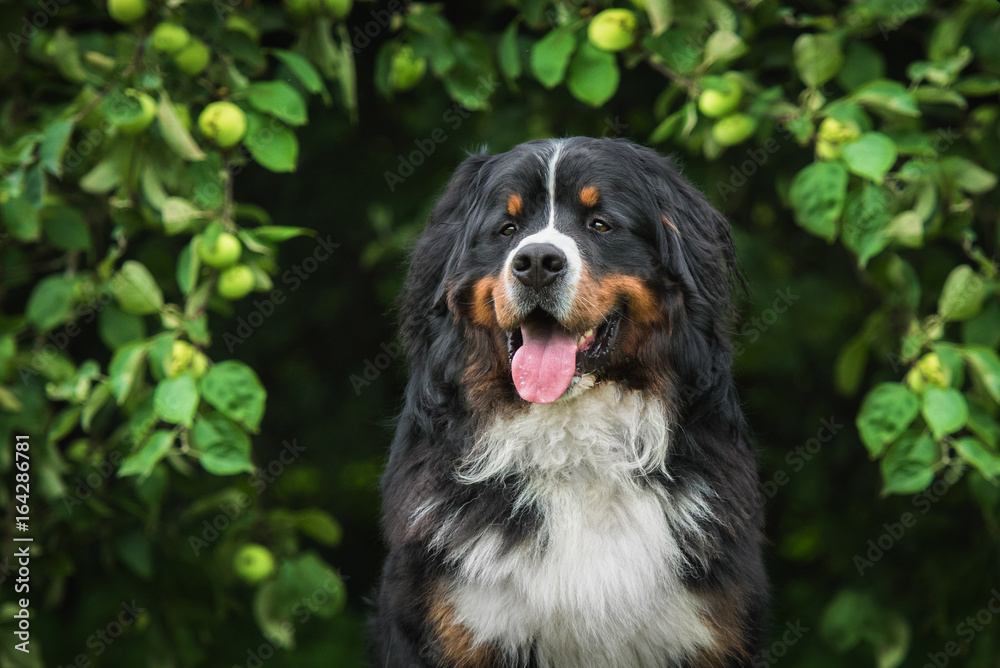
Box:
[589,219,611,233]
[500,223,518,237]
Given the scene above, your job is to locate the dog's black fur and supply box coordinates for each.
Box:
[374,137,767,667]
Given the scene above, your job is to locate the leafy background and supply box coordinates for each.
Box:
[1,0,999,666]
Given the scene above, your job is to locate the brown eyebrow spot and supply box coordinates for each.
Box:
[506,194,523,216]
[580,186,600,208]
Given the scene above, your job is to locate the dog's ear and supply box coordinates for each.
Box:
[631,145,742,405]
[399,152,491,350]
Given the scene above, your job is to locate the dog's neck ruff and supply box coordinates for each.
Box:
[445,383,717,667]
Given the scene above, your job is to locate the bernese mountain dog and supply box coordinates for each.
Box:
[374,137,768,668]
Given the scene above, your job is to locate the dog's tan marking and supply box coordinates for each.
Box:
[428,589,497,667]
[506,193,523,216]
[469,277,498,328]
[580,186,600,208]
[662,214,678,233]
[567,271,662,331]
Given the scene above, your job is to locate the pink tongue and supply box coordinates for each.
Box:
[511,322,578,404]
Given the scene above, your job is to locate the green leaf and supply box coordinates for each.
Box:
[161,197,201,235]
[154,374,199,427]
[176,241,199,297]
[531,27,577,89]
[246,81,308,127]
[2,196,41,241]
[252,553,345,647]
[953,437,1000,479]
[837,41,885,90]
[873,612,910,668]
[642,0,673,35]
[112,261,164,315]
[41,205,91,251]
[39,119,75,177]
[821,590,879,652]
[108,340,148,403]
[704,30,747,67]
[98,305,146,350]
[200,361,267,433]
[843,184,892,268]
[441,34,497,111]
[498,21,522,80]
[272,49,325,95]
[26,275,75,331]
[244,113,299,173]
[192,412,255,475]
[294,509,343,546]
[156,91,206,161]
[851,79,920,117]
[922,386,969,438]
[964,346,1000,404]
[857,382,920,458]
[880,432,937,495]
[939,156,997,194]
[249,226,316,242]
[567,42,620,107]
[793,33,844,87]
[938,265,985,322]
[788,162,847,242]
[114,530,152,579]
[841,132,897,183]
[118,430,174,478]
[835,333,869,396]
[82,382,112,432]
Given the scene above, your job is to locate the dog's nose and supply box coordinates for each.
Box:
[511,243,567,290]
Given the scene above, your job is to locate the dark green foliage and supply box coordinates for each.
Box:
[0,0,999,666]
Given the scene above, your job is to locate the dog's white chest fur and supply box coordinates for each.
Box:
[442,384,716,667]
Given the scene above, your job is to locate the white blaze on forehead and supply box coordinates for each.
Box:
[545,140,565,230]
[501,140,581,320]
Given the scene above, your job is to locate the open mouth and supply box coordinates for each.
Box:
[506,309,622,404]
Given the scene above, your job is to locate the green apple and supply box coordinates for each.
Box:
[917,352,949,388]
[233,544,276,584]
[284,0,314,22]
[118,91,157,135]
[816,138,841,160]
[697,74,743,118]
[198,102,247,149]
[151,23,190,54]
[318,0,352,20]
[905,366,926,394]
[197,231,242,268]
[389,45,427,92]
[817,117,862,145]
[217,264,255,300]
[711,113,757,147]
[174,39,210,76]
[108,0,147,24]
[190,351,209,378]
[165,341,196,378]
[588,9,637,52]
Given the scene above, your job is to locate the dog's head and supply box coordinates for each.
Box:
[401,137,740,412]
